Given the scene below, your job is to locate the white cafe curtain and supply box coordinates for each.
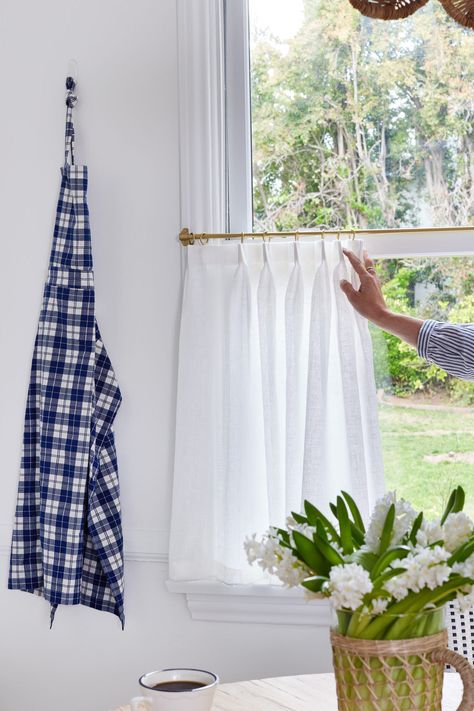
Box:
[169,239,385,584]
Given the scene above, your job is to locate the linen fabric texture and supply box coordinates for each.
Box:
[170,239,385,583]
[8,104,124,625]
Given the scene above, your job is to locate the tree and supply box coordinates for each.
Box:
[251,0,474,231]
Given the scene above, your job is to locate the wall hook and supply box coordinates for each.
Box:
[67,59,78,84]
[66,59,78,108]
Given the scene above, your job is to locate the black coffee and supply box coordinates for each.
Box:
[152,681,206,692]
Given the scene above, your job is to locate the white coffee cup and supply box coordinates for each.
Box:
[130,668,219,711]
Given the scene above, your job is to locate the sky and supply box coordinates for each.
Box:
[249,0,304,40]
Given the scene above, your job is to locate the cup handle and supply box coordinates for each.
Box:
[432,648,474,711]
[130,696,153,711]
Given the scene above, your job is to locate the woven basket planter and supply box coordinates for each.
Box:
[331,629,474,710]
[439,0,474,27]
[348,0,429,20]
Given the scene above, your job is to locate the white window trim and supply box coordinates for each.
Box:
[176,0,226,233]
[166,579,331,625]
[173,0,474,625]
[362,230,474,258]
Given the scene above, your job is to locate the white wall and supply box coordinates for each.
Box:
[0,2,331,710]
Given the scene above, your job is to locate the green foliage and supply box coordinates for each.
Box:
[251,0,474,231]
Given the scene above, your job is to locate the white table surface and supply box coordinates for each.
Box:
[211,672,463,710]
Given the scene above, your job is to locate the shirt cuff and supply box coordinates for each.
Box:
[417,319,438,359]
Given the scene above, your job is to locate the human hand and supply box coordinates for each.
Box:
[340,249,389,326]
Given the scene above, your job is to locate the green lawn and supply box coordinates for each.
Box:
[379,403,474,520]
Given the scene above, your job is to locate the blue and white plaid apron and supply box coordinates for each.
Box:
[8,79,124,627]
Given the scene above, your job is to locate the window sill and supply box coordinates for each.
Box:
[166,580,331,625]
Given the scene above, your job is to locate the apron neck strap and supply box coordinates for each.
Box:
[65,77,77,166]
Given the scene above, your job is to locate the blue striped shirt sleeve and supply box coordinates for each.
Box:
[417,319,474,381]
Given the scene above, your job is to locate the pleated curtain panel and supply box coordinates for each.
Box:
[169,239,385,584]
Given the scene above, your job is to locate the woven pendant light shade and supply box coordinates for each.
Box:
[348,0,429,19]
[439,0,474,27]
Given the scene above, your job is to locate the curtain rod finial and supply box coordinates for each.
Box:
[180,228,194,246]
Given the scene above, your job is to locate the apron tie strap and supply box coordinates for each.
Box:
[50,603,58,629]
[65,76,77,166]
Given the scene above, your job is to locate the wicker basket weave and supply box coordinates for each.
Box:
[439,0,474,27]
[331,629,474,710]
[348,0,429,20]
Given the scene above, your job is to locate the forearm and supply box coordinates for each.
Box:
[372,309,423,348]
[375,312,474,381]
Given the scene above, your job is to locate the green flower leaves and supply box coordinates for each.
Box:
[245,485,474,639]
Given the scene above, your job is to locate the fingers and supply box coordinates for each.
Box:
[340,279,359,305]
[363,250,376,275]
[363,250,374,270]
[342,248,368,279]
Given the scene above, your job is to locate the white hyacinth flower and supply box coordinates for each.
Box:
[328,563,373,611]
[443,512,474,553]
[370,598,389,615]
[275,546,309,587]
[258,536,282,575]
[244,533,281,575]
[453,553,474,579]
[454,587,474,613]
[243,533,262,564]
[416,519,443,548]
[365,491,417,554]
[385,546,451,601]
[245,530,310,586]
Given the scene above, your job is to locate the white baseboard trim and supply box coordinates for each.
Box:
[166,579,331,625]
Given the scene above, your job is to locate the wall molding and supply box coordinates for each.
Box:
[166,579,331,626]
[1,518,330,626]
[0,523,169,564]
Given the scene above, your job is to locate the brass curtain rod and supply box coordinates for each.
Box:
[179,225,474,246]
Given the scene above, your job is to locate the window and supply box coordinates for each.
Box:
[170,0,474,622]
[244,0,474,519]
[248,0,474,232]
